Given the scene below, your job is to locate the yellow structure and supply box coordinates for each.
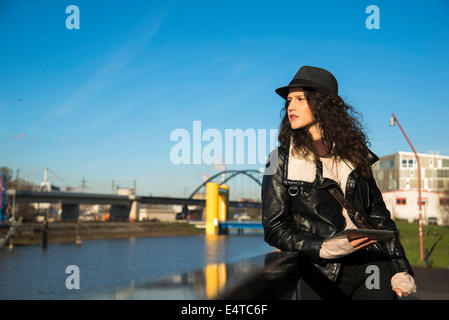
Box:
[218,184,229,223]
[205,182,229,236]
[204,235,227,298]
[129,200,138,222]
[205,263,227,299]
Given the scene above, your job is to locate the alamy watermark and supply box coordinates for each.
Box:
[170,121,279,175]
[65,265,80,290]
[365,5,380,30]
[64,4,378,31]
[365,265,380,290]
[66,5,80,30]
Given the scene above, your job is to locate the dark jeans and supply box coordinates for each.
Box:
[297,250,397,300]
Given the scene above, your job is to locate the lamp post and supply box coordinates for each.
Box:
[389,113,424,262]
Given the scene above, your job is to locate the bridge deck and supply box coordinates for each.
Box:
[9,190,261,208]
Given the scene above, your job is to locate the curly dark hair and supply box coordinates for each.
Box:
[278,88,373,178]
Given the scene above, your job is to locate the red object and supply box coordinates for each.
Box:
[391,112,424,262]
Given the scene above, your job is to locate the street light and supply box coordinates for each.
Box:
[389,112,424,262]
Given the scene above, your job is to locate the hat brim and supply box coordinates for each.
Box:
[275,80,324,100]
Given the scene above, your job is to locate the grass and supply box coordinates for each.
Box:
[1,221,204,246]
[396,221,449,269]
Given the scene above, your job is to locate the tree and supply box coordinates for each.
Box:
[1,166,38,221]
[9,178,35,191]
[16,203,37,222]
[0,166,13,181]
[0,166,36,191]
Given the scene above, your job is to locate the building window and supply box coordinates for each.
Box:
[443,159,449,168]
[380,159,395,170]
[402,159,407,168]
[440,198,449,206]
[408,159,414,167]
[417,198,428,206]
[396,197,407,205]
[437,169,449,178]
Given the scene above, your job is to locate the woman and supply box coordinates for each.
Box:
[262,66,416,300]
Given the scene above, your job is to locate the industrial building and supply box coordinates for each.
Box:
[372,151,449,225]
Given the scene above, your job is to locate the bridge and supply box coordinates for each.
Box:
[7,189,261,220]
[1,168,263,249]
[6,169,263,224]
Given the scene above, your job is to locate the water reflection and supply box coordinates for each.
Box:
[106,253,279,300]
[205,263,226,299]
[0,234,273,299]
[93,259,232,299]
[104,251,302,300]
[204,235,227,264]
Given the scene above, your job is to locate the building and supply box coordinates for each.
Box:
[138,207,177,222]
[372,151,449,225]
[116,188,135,196]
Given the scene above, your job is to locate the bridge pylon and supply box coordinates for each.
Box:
[205,182,229,236]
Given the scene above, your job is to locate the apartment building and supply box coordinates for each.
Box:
[371,151,449,226]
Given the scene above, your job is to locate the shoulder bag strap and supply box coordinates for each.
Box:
[328,186,369,229]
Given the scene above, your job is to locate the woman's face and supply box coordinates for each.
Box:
[287,87,316,130]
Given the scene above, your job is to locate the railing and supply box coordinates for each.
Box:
[217,251,301,300]
[219,221,263,230]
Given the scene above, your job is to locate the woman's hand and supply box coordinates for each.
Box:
[391,272,416,298]
[348,236,377,250]
[393,288,408,298]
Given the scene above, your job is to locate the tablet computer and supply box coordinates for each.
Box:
[328,229,395,241]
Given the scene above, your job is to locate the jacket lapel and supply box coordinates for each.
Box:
[283,138,379,200]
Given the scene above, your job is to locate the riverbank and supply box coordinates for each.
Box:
[2,220,448,270]
[0,221,205,246]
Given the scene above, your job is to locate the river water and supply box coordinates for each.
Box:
[0,233,274,299]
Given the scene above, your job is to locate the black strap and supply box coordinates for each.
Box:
[328,186,369,229]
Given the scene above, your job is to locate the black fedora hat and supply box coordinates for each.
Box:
[275,66,338,99]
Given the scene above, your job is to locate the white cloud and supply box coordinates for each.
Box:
[9,132,26,141]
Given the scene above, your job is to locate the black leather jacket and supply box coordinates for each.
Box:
[262,144,414,282]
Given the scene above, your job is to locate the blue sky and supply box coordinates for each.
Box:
[1,0,448,197]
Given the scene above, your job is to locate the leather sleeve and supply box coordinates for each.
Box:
[365,175,415,277]
[261,148,324,262]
